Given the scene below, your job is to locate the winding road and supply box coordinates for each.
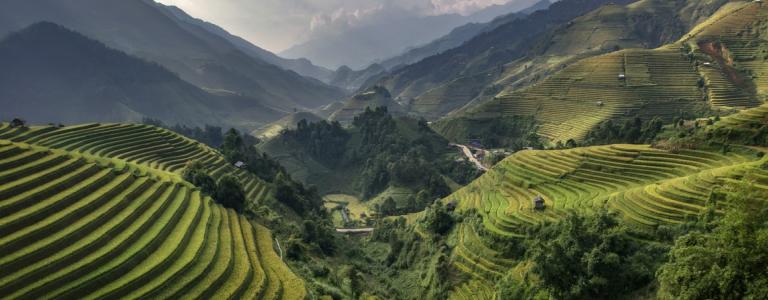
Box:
[451,143,488,171]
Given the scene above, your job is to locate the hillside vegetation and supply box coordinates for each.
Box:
[0,124,305,299]
[441,144,767,297]
[368,0,728,121]
[439,1,767,144]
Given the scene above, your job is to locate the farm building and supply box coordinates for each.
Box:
[533,196,545,210]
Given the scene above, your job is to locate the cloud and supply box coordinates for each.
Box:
[309,5,385,33]
[428,0,512,15]
[155,0,520,51]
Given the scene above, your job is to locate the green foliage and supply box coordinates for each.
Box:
[522,210,660,299]
[584,117,665,145]
[437,116,540,149]
[214,174,246,212]
[274,171,325,217]
[657,180,768,300]
[301,217,337,255]
[182,160,216,195]
[281,119,349,164]
[422,202,456,235]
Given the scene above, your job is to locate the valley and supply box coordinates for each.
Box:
[1,0,767,299]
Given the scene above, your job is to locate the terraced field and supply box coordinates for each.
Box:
[716,103,768,129]
[0,140,305,299]
[444,144,768,296]
[463,46,708,142]
[444,2,767,144]
[684,1,768,101]
[0,123,272,211]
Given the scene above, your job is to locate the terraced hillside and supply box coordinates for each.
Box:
[0,123,272,211]
[370,0,730,121]
[443,144,768,296]
[0,140,305,299]
[483,47,708,142]
[683,1,768,102]
[439,1,767,144]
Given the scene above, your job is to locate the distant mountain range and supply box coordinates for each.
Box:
[378,0,553,71]
[0,0,345,115]
[279,0,544,70]
[0,22,281,128]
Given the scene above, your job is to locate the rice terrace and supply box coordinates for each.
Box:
[1,0,768,299]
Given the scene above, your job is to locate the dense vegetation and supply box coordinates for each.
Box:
[266,107,480,215]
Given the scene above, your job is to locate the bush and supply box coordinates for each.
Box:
[215,174,246,212]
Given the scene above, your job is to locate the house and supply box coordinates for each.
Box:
[9,118,25,128]
[596,101,604,107]
[618,74,626,80]
[533,196,545,210]
[702,62,713,67]
[234,161,246,169]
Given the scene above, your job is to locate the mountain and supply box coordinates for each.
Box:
[279,0,543,69]
[155,4,336,84]
[437,0,763,144]
[329,87,406,123]
[251,112,324,139]
[378,0,553,71]
[0,22,281,128]
[328,64,388,92]
[0,0,345,114]
[366,0,734,121]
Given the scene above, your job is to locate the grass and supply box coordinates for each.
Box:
[0,139,307,299]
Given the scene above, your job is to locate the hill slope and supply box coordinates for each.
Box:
[155,3,336,84]
[0,0,344,113]
[0,125,305,298]
[0,22,282,129]
[0,123,277,215]
[438,0,767,144]
[370,0,732,121]
[251,112,324,139]
[377,0,552,71]
[329,87,406,123]
[443,144,767,296]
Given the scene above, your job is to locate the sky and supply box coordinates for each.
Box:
[155,0,520,53]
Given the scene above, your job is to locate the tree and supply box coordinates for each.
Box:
[380,197,397,216]
[422,203,455,235]
[215,175,246,212]
[222,128,244,162]
[657,180,768,299]
[182,161,216,195]
[525,210,657,299]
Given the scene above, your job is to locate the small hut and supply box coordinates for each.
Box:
[533,196,545,210]
[446,200,457,212]
[9,118,26,128]
[234,161,246,169]
[618,74,626,80]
